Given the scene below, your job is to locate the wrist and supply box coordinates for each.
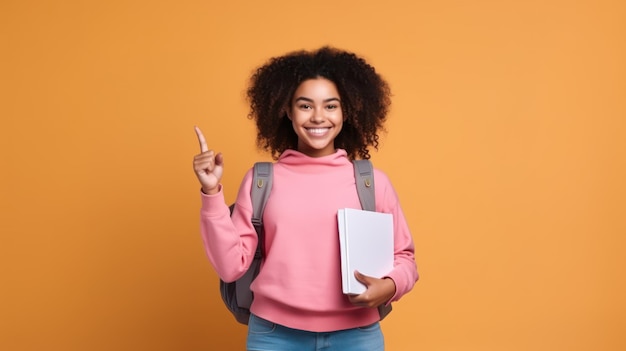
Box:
[202,185,220,195]
[383,277,397,300]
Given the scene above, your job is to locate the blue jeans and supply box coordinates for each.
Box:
[246,314,385,351]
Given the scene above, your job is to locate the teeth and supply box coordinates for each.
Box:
[308,128,328,134]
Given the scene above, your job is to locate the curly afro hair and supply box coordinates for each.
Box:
[246,46,391,160]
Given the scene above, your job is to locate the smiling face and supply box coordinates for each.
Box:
[286,78,344,158]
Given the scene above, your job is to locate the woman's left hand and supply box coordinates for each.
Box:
[348,271,396,308]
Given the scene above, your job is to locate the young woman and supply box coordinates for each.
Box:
[193,47,418,351]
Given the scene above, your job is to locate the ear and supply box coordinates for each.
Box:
[284,107,292,120]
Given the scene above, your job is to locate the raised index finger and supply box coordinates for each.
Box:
[194,126,209,153]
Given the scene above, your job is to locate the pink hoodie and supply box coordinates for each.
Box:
[200,149,418,332]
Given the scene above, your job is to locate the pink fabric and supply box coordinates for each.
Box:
[200,149,418,332]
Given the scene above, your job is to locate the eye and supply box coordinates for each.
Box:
[326,104,339,110]
[298,104,312,110]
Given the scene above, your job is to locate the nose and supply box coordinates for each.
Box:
[310,108,324,123]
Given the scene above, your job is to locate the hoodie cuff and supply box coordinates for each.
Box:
[199,184,226,216]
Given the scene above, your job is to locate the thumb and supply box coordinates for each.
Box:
[215,152,224,166]
[354,270,373,287]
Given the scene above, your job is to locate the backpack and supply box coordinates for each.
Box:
[220,160,393,325]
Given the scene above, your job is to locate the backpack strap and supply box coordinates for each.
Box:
[352,159,376,212]
[234,162,273,310]
[250,162,273,258]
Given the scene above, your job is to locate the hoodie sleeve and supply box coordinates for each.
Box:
[374,169,419,302]
[199,168,258,282]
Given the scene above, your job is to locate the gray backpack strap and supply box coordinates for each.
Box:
[352,159,376,212]
[250,162,273,255]
[352,159,393,320]
[234,162,273,311]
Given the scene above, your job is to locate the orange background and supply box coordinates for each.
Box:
[1,0,625,350]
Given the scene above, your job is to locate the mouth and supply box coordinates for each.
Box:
[305,127,331,136]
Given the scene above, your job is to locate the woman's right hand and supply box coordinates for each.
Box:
[193,126,223,195]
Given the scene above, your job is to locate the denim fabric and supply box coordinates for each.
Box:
[247,314,384,351]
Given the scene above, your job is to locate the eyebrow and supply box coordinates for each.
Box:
[294,97,341,103]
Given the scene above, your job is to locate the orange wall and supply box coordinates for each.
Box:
[1,0,625,350]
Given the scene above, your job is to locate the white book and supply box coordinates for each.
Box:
[337,208,394,295]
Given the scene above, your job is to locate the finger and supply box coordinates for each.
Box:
[193,157,211,173]
[194,126,209,153]
[354,271,371,286]
[348,295,362,305]
[348,294,370,308]
[193,152,214,167]
[215,152,224,166]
